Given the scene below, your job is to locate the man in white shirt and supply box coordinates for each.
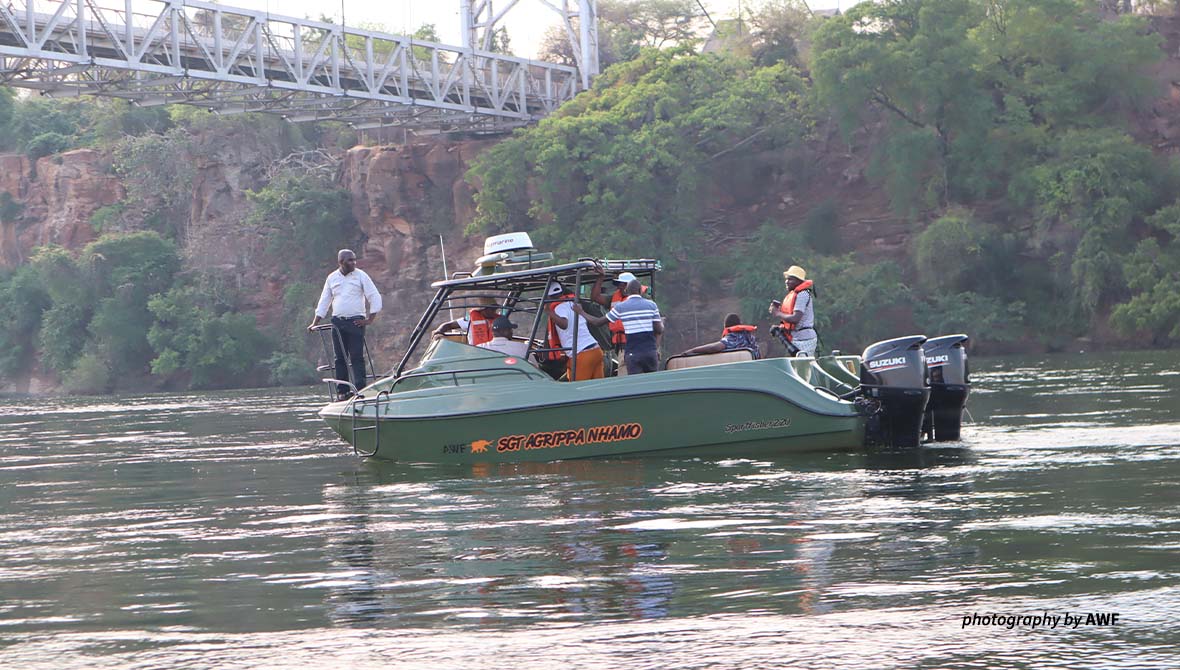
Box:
[477,316,530,360]
[547,283,604,381]
[307,249,383,398]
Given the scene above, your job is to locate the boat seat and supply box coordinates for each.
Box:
[664,349,756,371]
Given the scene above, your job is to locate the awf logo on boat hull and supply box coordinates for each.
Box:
[866,356,911,373]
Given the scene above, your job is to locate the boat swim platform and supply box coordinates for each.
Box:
[0,0,580,133]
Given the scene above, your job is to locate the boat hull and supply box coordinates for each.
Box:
[319,355,866,463]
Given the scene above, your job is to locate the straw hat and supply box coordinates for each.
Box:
[783,265,806,281]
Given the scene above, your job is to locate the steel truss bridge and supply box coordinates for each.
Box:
[0,0,597,133]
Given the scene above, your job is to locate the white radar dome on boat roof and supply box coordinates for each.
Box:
[483,232,535,256]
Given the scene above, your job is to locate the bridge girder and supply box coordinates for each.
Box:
[0,0,583,133]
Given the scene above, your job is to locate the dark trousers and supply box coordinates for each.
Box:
[331,316,367,395]
[624,332,659,374]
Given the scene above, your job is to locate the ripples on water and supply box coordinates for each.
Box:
[1,352,1179,669]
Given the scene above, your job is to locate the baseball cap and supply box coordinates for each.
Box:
[492,316,516,330]
[615,271,638,284]
[547,282,566,296]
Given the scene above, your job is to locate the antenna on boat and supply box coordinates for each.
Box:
[440,234,454,318]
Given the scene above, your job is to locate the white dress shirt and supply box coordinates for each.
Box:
[315,268,383,318]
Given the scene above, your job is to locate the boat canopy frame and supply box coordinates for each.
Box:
[395,258,661,378]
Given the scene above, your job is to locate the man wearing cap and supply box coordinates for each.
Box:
[478,315,530,359]
[432,296,500,346]
[547,282,605,381]
[577,279,664,374]
[770,265,817,357]
[590,269,648,362]
[308,249,383,399]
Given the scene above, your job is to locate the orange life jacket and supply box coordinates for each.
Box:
[607,286,648,347]
[468,308,494,346]
[543,293,577,362]
[721,324,757,337]
[779,280,814,341]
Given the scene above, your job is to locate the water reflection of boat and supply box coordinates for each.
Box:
[317,234,971,462]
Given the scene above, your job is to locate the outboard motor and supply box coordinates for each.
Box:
[921,334,970,441]
[859,335,930,448]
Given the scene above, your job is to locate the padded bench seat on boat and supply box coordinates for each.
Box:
[664,349,756,371]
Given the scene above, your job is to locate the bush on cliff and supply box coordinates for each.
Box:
[19,233,180,390]
[0,264,50,377]
[147,286,272,390]
[247,171,360,272]
[263,282,323,387]
[468,48,814,269]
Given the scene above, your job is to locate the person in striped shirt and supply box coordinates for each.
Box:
[576,279,664,374]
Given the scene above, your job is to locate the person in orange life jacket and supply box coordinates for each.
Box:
[576,280,663,374]
[679,313,761,358]
[590,269,647,355]
[546,282,605,381]
[769,265,817,357]
[308,248,383,399]
[432,296,499,346]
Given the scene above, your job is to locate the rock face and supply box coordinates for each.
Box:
[340,141,494,364]
[0,150,123,268]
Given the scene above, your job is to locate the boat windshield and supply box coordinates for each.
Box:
[396,258,661,378]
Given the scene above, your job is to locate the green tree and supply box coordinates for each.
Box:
[0,86,13,137]
[28,246,92,375]
[1013,128,1172,314]
[0,265,50,376]
[84,98,172,145]
[76,232,181,380]
[1110,203,1180,343]
[262,282,323,386]
[538,0,708,68]
[746,0,812,68]
[913,210,991,293]
[914,292,1022,343]
[469,49,813,266]
[147,286,272,389]
[111,129,195,238]
[2,96,85,154]
[247,171,360,272]
[813,0,994,213]
[812,0,1161,214]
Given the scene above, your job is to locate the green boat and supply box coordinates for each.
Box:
[317,234,967,462]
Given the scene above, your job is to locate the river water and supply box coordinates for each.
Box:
[1,351,1178,669]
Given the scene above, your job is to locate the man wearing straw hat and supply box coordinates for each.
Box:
[769,265,817,357]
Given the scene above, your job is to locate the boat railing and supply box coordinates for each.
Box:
[663,348,758,370]
[349,389,389,457]
[310,323,379,401]
[386,365,537,394]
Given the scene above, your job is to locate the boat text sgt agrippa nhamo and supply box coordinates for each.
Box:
[313,233,971,462]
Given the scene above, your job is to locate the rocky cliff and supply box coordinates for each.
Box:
[0,150,123,268]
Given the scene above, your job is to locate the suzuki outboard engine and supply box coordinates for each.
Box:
[859,335,930,448]
[921,334,970,441]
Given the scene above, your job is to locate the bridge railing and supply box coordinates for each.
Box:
[0,0,581,131]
